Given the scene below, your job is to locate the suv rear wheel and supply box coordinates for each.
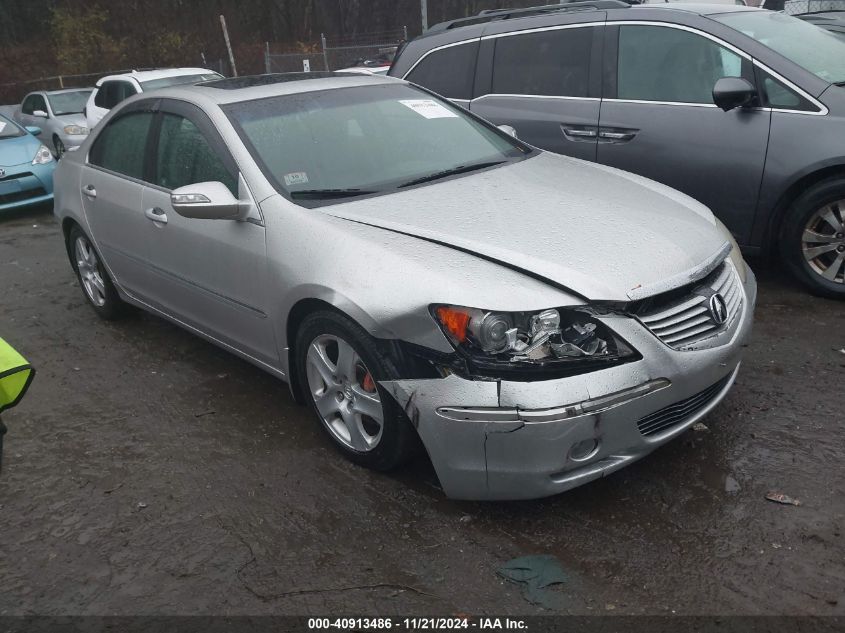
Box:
[781,179,845,298]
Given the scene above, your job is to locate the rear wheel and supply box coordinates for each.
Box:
[781,179,845,299]
[68,225,125,319]
[295,310,417,471]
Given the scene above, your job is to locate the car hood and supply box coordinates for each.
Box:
[0,133,40,167]
[54,113,87,128]
[321,153,729,302]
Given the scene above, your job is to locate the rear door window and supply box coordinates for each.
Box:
[491,27,595,97]
[89,111,154,180]
[405,41,479,100]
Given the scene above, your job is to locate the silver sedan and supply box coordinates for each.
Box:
[53,73,756,500]
[15,89,92,158]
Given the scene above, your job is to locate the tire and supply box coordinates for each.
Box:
[295,310,417,471]
[68,225,125,320]
[53,136,65,159]
[780,178,845,299]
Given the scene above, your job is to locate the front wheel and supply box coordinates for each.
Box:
[68,225,125,319]
[53,136,66,159]
[295,311,417,471]
[781,179,845,299]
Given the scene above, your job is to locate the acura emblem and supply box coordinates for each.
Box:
[708,293,729,325]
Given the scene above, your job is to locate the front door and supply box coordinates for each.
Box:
[470,20,603,162]
[140,103,276,365]
[81,106,156,296]
[597,24,771,243]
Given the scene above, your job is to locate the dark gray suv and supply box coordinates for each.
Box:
[390,2,845,298]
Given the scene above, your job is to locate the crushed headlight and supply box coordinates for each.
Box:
[32,144,54,165]
[63,125,88,136]
[432,305,636,371]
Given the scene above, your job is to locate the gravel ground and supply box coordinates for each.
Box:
[0,207,843,616]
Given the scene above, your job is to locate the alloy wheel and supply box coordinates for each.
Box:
[305,334,384,452]
[802,200,845,284]
[74,235,107,307]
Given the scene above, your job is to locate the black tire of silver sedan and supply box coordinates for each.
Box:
[53,136,66,159]
[68,225,125,320]
[295,311,417,471]
[781,179,845,299]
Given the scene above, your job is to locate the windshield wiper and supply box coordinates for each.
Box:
[398,161,506,188]
[290,188,378,200]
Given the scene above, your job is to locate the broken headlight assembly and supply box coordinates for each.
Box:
[430,304,638,379]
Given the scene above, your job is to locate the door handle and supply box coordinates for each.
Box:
[598,128,638,143]
[144,207,168,225]
[82,185,97,199]
[561,125,599,142]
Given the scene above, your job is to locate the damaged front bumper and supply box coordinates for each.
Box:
[382,267,756,501]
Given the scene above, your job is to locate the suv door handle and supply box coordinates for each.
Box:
[598,128,638,143]
[561,125,599,142]
[82,185,97,199]
[144,207,168,225]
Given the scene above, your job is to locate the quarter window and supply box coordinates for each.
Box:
[759,71,816,111]
[154,114,237,195]
[405,41,479,100]
[617,26,744,104]
[492,27,594,98]
[89,111,154,180]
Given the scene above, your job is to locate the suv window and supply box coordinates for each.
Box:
[617,25,743,104]
[154,113,238,195]
[405,41,479,100]
[95,81,137,109]
[89,111,154,179]
[491,27,594,98]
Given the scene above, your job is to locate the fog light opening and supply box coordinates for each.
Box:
[570,438,599,462]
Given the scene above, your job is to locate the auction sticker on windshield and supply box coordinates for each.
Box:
[399,99,458,119]
[284,171,309,186]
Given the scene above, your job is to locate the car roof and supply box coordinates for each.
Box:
[137,72,404,106]
[97,68,218,85]
[40,88,93,95]
[637,3,759,15]
[421,1,758,37]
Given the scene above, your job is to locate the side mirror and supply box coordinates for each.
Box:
[170,181,248,220]
[25,126,42,136]
[497,124,518,139]
[32,110,48,118]
[712,77,756,112]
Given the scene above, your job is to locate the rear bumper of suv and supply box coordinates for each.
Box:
[382,265,756,500]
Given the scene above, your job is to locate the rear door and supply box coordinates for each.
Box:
[469,15,605,161]
[81,100,157,296]
[596,22,771,243]
[139,100,275,364]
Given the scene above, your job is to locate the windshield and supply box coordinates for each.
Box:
[46,90,92,115]
[140,73,223,91]
[714,11,845,84]
[0,114,24,140]
[224,83,530,205]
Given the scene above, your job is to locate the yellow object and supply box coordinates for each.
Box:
[0,337,34,414]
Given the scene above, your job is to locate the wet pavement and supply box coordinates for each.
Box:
[1,208,843,616]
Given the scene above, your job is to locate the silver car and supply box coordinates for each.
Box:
[53,73,756,500]
[15,89,92,158]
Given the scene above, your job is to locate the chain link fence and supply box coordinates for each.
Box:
[784,0,845,12]
[0,59,227,105]
[265,28,407,74]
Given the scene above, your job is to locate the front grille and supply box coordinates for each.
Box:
[637,373,731,437]
[0,186,47,206]
[637,261,742,350]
